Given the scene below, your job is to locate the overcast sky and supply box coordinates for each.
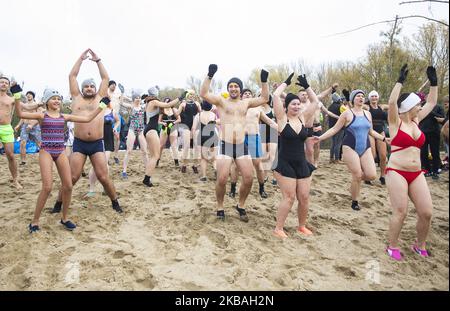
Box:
[0,0,448,99]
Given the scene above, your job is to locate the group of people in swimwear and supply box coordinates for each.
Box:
[1,48,448,261]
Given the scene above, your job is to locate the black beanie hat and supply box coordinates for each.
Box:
[284,93,300,109]
[227,77,243,92]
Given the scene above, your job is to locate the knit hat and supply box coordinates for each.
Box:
[350,89,365,104]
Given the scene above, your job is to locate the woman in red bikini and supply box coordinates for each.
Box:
[385,64,438,261]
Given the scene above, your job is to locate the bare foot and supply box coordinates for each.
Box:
[297,226,313,236]
[13,180,23,190]
[273,229,288,239]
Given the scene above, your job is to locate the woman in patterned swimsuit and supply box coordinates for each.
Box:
[121,93,148,179]
[13,87,107,233]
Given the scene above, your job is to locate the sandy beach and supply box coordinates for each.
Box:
[0,150,448,291]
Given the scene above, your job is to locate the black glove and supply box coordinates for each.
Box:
[208,64,218,78]
[100,97,111,105]
[397,64,409,84]
[178,90,188,101]
[296,74,310,89]
[427,66,438,87]
[10,84,22,95]
[260,69,269,83]
[284,73,294,86]
[342,89,350,102]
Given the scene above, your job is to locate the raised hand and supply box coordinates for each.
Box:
[332,83,339,94]
[88,49,101,62]
[80,49,90,61]
[178,90,188,101]
[397,64,409,84]
[208,64,218,79]
[284,73,295,86]
[426,66,438,87]
[10,84,22,100]
[260,69,269,83]
[296,74,310,89]
[342,89,350,102]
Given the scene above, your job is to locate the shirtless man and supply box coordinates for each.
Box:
[0,76,24,189]
[52,49,122,213]
[200,64,269,222]
[107,80,122,164]
[15,91,43,165]
[299,84,339,166]
[229,89,277,199]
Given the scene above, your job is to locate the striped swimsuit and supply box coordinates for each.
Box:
[41,113,66,161]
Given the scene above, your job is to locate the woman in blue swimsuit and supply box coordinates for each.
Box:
[313,90,388,211]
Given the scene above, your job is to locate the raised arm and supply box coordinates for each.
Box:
[272,73,294,121]
[317,111,349,142]
[200,64,222,107]
[120,101,133,109]
[64,97,108,123]
[88,49,109,98]
[418,66,438,123]
[11,86,44,120]
[69,49,90,97]
[260,109,277,129]
[320,103,339,119]
[387,64,408,127]
[417,80,429,93]
[152,93,183,109]
[297,74,320,120]
[317,83,338,102]
[247,69,270,108]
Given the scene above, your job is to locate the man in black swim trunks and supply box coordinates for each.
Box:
[200,64,269,222]
[52,49,122,213]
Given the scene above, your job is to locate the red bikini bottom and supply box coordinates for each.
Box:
[385,168,424,185]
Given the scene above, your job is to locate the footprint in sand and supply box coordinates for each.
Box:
[333,265,357,278]
[351,228,366,237]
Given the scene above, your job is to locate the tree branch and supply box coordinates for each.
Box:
[323,15,448,38]
[400,15,449,26]
[400,0,449,5]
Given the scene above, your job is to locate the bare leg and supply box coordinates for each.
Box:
[123,130,136,174]
[20,139,26,163]
[55,153,73,222]
[377,139,387,179]
[4,143,21,188]
[137,132,149,170]
[342,147,363,202]
[274,171,296,237]
[31,151,54,226]
[215,157,233,211]
[200,146,208,178]
[313,139,320,167]
[181,129,191,167]
[235,156,254,209]
[296,177,312,229]
[386,170,409,248]
[408,174,433,249]
[90,152,117,200]
[305,137,315,165]
[169,131,179,164]
[145,130,160,177]
[159,131,168,164]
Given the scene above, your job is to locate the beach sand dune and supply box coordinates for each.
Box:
[0,150,448,290]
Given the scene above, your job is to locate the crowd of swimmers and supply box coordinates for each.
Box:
[0,49,449,261]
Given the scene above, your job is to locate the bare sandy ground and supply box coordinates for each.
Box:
[0,150,448,290]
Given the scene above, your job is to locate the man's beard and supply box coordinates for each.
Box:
[82,92,96,99]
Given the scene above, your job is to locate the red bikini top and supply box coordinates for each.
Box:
[391,121,425,153]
